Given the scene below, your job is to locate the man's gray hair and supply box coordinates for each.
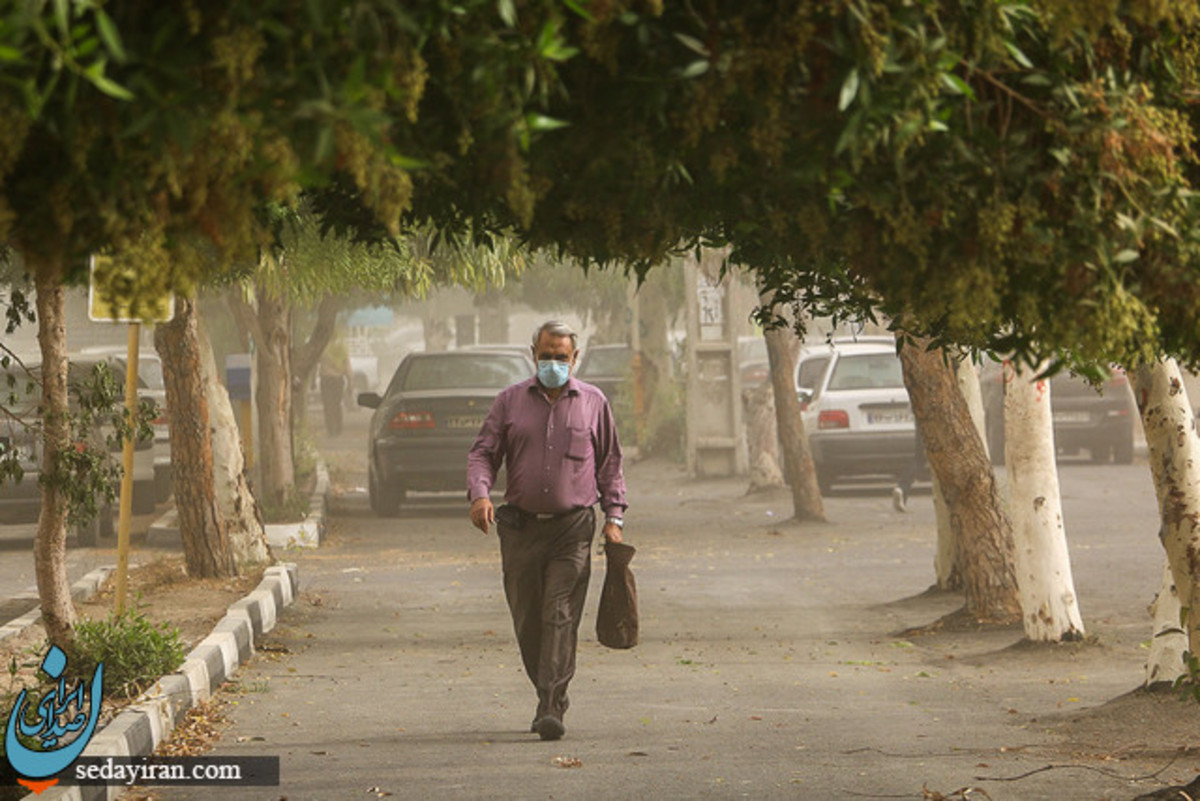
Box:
[532,320,578,351]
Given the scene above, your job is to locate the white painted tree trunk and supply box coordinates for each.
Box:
[933,358,990,590]
[743,380,785,493]
[1146,559,1186,687]
[200,323,272,568]
[1129,359,1200,671]
[1004,362,1085,641]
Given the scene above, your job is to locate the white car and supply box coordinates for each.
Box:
[75,349,166,512]
[796,338,920,493]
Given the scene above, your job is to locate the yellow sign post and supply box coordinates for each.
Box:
[88,256,174,614]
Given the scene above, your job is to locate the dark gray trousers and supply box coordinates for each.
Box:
[497,507,595,720]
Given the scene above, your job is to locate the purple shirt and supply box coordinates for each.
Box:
[467,376,627,517]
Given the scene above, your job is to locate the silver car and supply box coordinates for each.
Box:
[797,339,919,493]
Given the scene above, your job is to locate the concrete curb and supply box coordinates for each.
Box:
[25,563,301,801]
[0,566,116,642]
[264,460,329,549]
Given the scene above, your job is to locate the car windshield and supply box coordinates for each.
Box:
[827,353,905,391]
[797,356,831,392]
[579,348,629,377]
[398,355,530,392]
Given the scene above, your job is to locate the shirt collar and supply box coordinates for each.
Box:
[525,375,580,395]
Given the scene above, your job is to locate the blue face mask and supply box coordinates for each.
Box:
[537,360,571,389]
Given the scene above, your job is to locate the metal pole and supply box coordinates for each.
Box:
[114,322,139,615]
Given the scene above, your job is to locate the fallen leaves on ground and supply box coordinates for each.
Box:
[155,696,229,757]
[552,756,583,768]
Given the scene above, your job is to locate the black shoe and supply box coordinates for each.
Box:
[535,716,565,741]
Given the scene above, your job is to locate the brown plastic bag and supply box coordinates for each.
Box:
[596,541,638,649]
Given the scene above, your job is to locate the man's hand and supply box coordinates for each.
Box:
[602,521,623,544]
[470,497,495,534]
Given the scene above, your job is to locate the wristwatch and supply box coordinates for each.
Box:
[606,516,624,529]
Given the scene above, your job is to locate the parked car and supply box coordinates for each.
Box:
[74,351,161,512]
[738,336,770,387]
[357,350,534,515]
[0,364,46,526]
[0,359,152,544]
[979,361,1137,465]
[575,343,631,402]
[82,346,172,503]
[796,339,919,493]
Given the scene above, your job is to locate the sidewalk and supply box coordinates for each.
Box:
[138,455,1189,800]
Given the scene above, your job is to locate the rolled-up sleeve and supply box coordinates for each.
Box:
[467,392,507,502]
[594,397,627,517]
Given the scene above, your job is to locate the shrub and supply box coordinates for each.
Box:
[67,608,186,700]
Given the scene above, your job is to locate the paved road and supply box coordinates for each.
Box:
[131,407,1196,801]
[0,507,173,624]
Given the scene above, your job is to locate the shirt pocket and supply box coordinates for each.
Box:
[566,426,592,461]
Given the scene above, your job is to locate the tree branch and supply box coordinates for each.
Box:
[293,294,344,383]
[225,286,266,350]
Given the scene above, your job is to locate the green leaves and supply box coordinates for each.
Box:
[93,8,125,62]
[839,69,860,112]
[535,19,577,62]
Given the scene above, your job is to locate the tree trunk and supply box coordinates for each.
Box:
[422,310,452,352]
[1004,361,1085,641]
[155,295,237,578]
[290,295,343,433]
[898,337,1020,624]
[32,258,76,649]
[635,278,665,403]
[743,380,785,493]
[764,324,825,522]
[199,316,272,568]
[1146,558,1187,687]
[934,359,989,591]
[476,288,509,343]
[253,285,295,509]
[1129,359,1200,664]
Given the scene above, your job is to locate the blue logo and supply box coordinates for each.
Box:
[4,646,104,790]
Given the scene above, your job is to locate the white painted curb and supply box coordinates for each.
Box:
[22,563,300,801]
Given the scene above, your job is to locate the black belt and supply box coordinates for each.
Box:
[498,504,587,529]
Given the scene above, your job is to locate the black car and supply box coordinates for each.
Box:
[357,350,534,515]
[980,362,1137,465]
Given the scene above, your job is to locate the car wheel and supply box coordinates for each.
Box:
[74,515,100,547]
[1113,436,1134,465]
[99,503,115,539]
[368,461,404,517]
[154,467,173,504]
[1089,442,1112,464]
[133,480,158,515]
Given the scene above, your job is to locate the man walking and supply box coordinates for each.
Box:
[467,321,628,741]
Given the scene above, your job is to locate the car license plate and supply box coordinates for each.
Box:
[445,415,485,429]
[867,410,913,425]
[1053,411,1090,423]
